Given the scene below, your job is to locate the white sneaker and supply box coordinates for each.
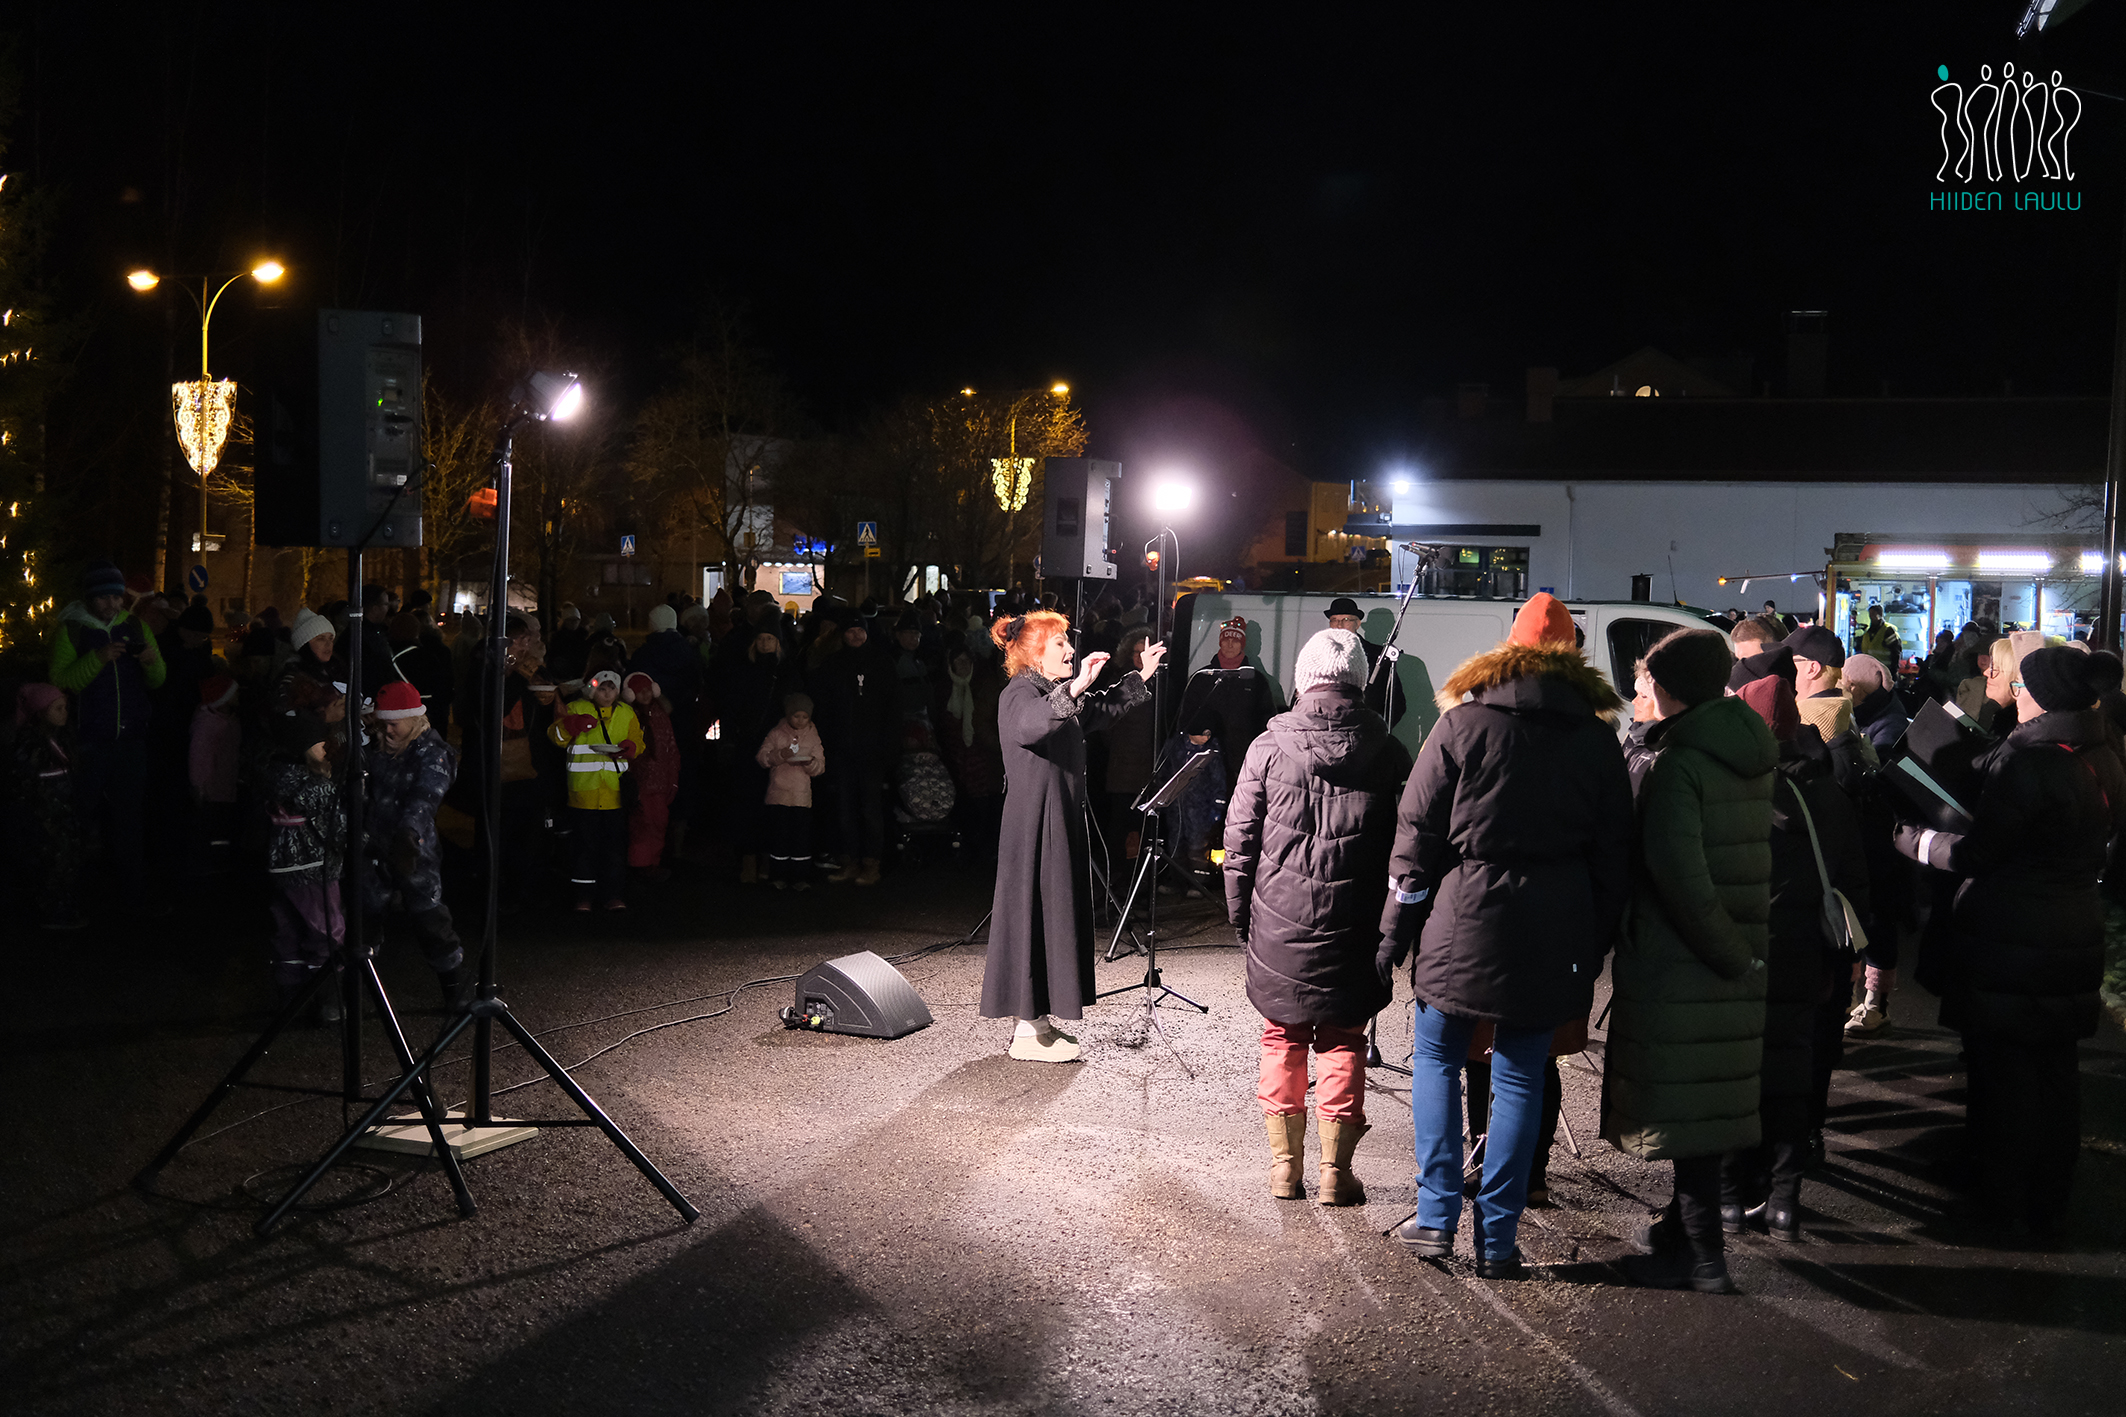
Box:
[1008,1021,1083,1063]
[1845,1000,1889,1037]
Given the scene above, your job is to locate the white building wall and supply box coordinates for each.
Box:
[1389,480,2091,610]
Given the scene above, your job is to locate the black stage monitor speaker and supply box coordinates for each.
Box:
[251,309,423,550]
[1041,457,1120,580]
[784,951,933,1039]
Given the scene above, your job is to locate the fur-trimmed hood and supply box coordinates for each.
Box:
[1437,642,1623,722]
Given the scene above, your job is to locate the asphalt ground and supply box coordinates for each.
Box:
[3,864,2122,1416]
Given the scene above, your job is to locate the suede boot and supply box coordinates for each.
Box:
[855,857,882,886]
[1317,1118,1368,1206]
[825,855,856,883]
[1266,1113,1307,1199]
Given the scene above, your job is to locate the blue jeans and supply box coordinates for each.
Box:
[1411,1003,1554,1260]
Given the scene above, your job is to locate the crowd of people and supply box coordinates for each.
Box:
[8,562,2119,1292]
[2,564,1227,997]
[1203,593,2124,1290]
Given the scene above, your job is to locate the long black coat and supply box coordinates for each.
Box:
[1902,707,2126,1041]
[980,668,1150,1021]
[1761,741,1870,1097]
[1380,642,1634,1030]
[1223,684,1412,1026]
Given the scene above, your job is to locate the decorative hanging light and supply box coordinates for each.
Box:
[171,379,238,479]
[991,456,1034,513]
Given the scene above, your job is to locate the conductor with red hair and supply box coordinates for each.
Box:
[982,609,1167,1061]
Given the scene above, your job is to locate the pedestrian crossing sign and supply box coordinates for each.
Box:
[620,534,637,558]
[857,521,879,546]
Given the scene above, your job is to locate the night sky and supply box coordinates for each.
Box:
[18,4,2126,498]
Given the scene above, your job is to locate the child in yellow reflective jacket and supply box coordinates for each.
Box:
[547,668,645,910]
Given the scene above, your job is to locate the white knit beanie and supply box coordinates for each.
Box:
[290,607,335,652]
[1294,628,1366,695]
[647,604,678,633]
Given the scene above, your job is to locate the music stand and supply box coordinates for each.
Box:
[1098,747,1215,1033]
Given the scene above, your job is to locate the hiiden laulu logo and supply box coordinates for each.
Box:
[1930,62,2081,211]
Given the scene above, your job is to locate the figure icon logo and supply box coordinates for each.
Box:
[1933,63,2079,184]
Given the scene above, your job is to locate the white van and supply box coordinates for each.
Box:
[1171,591,1722,755]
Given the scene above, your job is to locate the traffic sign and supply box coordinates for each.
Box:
[186,565,209,594]
[856,521,879,546]
[620,535,637,558]
[864,546,881,559]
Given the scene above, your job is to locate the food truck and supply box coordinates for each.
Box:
[1824,531,2101,662]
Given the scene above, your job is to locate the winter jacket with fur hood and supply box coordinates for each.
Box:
[1602,695,1778,1162]
[1224,683,1413,1026]
[1379,642,1635,1031]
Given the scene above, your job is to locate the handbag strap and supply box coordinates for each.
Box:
[1786,776,1837,904]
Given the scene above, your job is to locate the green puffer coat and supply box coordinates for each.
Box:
[1602,695,1778,1161]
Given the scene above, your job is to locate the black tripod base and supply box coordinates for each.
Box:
[136,949,452,1189]
[1097,967,1210,1014]
[255,996,698,1237]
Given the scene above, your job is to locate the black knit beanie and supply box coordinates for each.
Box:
[2019,646,2099,713]
[1646,629,1734,708]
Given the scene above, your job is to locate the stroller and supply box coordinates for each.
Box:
[892,718,959,867]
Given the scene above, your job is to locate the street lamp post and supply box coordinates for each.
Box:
[127,262,285,579]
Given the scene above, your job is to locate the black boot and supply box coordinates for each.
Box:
[436,962,477,1011]
[1630,1199,1684,1254]
[315,966,345,1025]
[1763,1144,1805,1243]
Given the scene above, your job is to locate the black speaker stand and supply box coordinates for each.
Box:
[254,991,697,1235]
[136,938,474,1219]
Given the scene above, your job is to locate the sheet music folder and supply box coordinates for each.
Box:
[1882,698,1990,832]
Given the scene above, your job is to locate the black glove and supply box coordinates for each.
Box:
[1376,935,1409,989]
[1892,823,1928,864]
[387,828,422,877]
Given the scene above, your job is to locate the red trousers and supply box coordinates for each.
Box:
[628,790,672,868]
[1258,1018,1367,1123]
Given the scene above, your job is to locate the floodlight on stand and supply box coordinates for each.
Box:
[513,370,584,422]
[1149,476,1195,515]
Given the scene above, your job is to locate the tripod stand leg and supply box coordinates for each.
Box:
[494,1009,700,1224]
[1103,836,1160,963]
[257,1009,479,1237]
[359,961,476,1218]
[1151,983,1210,1014]
[136,961,338,1183]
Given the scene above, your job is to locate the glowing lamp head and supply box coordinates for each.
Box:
[1050,382,1070,396]
[1149,478,1195,515]
[250,261,285,283]
[127,270,160,292]
[960,386,975,397]
[517,370,584,422]
[1391,477,1412,494]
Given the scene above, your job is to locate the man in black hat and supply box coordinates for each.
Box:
[1325,596,1405,726]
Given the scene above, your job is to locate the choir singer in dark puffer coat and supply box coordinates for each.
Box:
[1378,594,1635,1279]
[1895,645,2126,1241]
[1224,629,1412,1207]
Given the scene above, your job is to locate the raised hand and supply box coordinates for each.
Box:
[1070,651,1111,697]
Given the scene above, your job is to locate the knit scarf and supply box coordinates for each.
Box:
[946,662,976,747]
